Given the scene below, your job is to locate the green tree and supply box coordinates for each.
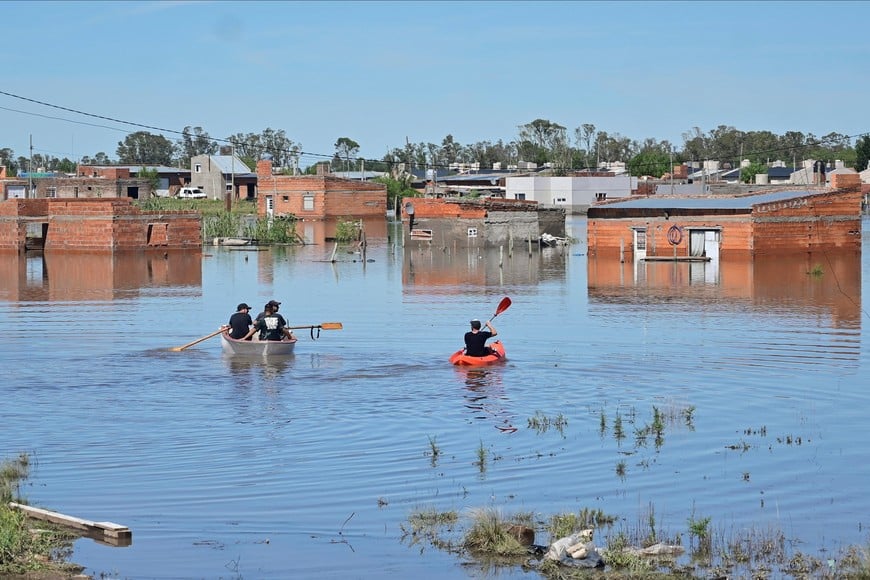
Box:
[628,148,670,177]
[334,137,360,172]
[55,158,77,174]
[0,148,19,174]
[851,136,869,170]
[227,129,301,171]
[117,131,176,165]
[740,161,768,184]
[179,126,217,164]
[138,166,160,191]
[373,175,416,209]
[517,118,569,169]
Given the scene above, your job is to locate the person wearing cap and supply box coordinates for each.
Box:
[255,299,283,323]
[246,301,295,341]
[464,318,497,357]
[226,303,254,340]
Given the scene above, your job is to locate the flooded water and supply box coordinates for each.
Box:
[2,217,869,579]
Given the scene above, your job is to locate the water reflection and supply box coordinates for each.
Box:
[402,243,568,290]
[455,366,517,433]
[223,354,294,382]
[588,251,862,328]
[0,250,202,302]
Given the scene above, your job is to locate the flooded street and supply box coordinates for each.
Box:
[2,216,869,579]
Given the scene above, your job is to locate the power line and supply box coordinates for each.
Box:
[2,88,868,173]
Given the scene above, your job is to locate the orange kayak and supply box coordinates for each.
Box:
[449,340,506,366]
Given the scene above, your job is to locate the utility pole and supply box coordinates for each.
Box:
[226,145,234,212]
[28,135,33,198]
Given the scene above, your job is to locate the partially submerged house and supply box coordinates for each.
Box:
[587,174,863,262]
[254,159,386,242]
[400,196,565,249]
[255,159,386,220]
[0,198,201,251]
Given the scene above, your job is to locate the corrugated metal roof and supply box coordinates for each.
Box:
[115,165,189,173]
[208,155,252,174]
[598,189,821,210]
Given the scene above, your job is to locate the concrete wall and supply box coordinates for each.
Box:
[400,196,563,249]
[506,175,635,214]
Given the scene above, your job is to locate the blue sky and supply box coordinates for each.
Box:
[2,0,869,167]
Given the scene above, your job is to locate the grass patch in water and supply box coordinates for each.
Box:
[528,411,568,436]
[0,454,80,576]
[404,499,870,579]
[463,508,528,557]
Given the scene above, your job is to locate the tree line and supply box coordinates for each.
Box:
[2,120,868,178]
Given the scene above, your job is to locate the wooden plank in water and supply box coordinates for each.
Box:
[9,502,132,541]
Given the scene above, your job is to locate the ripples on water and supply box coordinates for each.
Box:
[2,218,869,578]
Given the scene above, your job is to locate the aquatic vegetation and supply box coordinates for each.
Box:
[475,441,488,473]
[0,455,79,576]
[463,508,526,556]
[527,411,568,435]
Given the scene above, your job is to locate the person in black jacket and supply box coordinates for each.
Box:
[464,319,497,357]
[227,303,253,340]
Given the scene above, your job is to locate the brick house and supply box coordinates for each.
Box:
[255,159,386,220]
[587,174,863,261]
[77,165,190,198]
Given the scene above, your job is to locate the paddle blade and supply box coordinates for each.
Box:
[494,297,512,316]
[320,322,343,330]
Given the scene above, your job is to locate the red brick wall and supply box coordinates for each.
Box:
[77,166,131,179]
[830,173,861,190]
[256,160,386,219]
[587,216,754,259]
[752,190,862,253]
[587,190,863,258]
[0,198,201,251]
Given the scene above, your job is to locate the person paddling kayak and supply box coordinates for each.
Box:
[464,319,497,357]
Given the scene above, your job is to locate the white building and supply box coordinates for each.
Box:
[505,174,636,214]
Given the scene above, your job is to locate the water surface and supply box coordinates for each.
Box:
[2,217,869,578]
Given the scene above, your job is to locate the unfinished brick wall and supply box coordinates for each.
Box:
[752,190,862,253]
[0,198,201,251]
[256,160,386,219]
[830,173,861,190]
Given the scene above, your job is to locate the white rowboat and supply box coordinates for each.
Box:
[220,332,297,356]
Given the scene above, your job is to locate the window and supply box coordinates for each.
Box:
[467,228,478,238]
[303,195,314,210]
[515,193,526,200]
[195,163,202,173]
[46,187,57,198]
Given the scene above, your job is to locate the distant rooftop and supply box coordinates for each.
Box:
[599,189,822,211]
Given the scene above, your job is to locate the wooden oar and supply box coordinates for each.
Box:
[286,322,342,340]
[286,322,343,330]
[170,327,225,351]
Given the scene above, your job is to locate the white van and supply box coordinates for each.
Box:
[177,186,206,199]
